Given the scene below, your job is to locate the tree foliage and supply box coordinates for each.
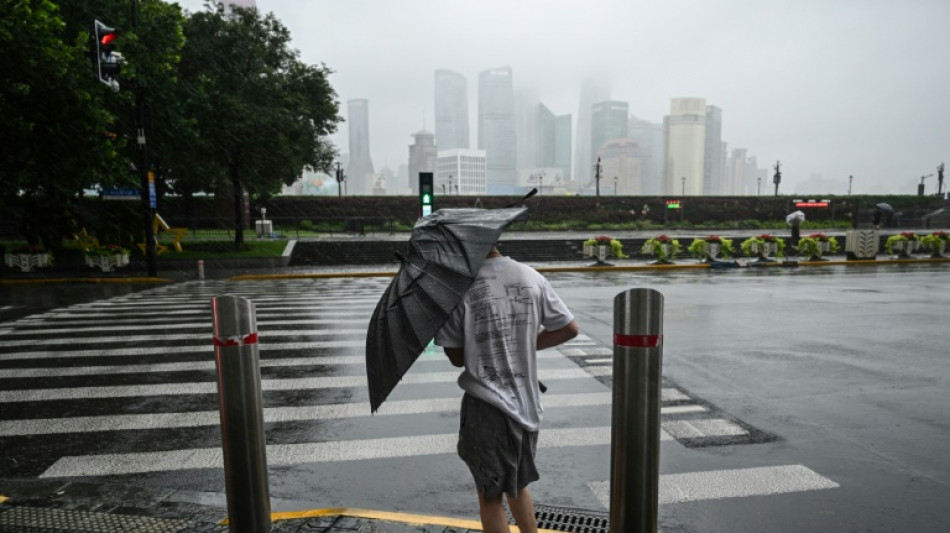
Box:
[178,3,340,247]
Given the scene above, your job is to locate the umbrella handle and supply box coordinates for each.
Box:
[505,188,538,207]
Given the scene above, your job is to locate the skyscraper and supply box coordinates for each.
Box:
[478,67,517,194]
[591,100,629,164]
[345,99,375,195]
[664,97,706,196]
[704,105,724,195]
[408,130,437,195]
[434,69,469,151]
[574,77,611,184]
[628,115,664,195]
[599,139,642,195]
[554,114,572,183]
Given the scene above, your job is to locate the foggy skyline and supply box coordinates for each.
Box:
[174,0,949,195]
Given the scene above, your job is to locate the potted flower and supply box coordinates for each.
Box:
[918,231,948,258]
[84,244,131,272]
[884,232,920,258]
[796,232,840,261]
[741,234,785,261]
[583,235,627,264]
[3,244,53,272]
[688,235,733,262]
[641,234,682,264]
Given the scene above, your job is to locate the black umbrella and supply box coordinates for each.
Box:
[876,203,894,212]
[365,205,530,412]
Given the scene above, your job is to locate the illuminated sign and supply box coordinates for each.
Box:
[665,200,681,209]
[794,199,831,208]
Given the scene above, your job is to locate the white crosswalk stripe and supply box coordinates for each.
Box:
[0,279,838,511]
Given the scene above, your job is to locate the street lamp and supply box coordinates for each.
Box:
[539,172,544,196]
[594,158,602,205]
[614,176,618,195]
[848,175,853,196]
[757,177,762,196]
[681,176,686,196]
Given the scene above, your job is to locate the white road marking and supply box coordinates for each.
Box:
[0,340,366,362]
[587,465,839,506]
[0,368,592,403]
[0,350,570,378]
[663,418,747,439]
[0,329,365,348]
[1,392,696,436]
[40,426,630,477]
[0,319,362,337]
[558,348,614,357]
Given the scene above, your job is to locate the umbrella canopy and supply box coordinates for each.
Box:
[786,210,806,225]
[365,206,529,412]
[876,203,894,212]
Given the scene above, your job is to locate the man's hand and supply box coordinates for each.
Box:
[537,320,579,351]
[444,347,464,367]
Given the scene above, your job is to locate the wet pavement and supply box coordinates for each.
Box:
[0,238,948,532]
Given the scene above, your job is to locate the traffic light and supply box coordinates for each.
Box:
[419,172,434,217]
[94,20,122,91]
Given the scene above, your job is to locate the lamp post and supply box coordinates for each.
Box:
[539,172,544,196]
[681,176,686,196]
[595,158,603,206]
[757,177,762,196]
[848,175,853,196]
[614,176,618,195]
[334,161,345,197]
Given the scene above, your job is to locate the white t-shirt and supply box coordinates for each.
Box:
[434,256,575,431]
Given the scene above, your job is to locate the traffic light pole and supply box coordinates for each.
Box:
[132,0,157,276]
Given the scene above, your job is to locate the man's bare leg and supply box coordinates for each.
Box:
[477,490,511,533]
[506,488,538,533]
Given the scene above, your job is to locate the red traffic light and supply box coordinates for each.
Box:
[100,32,117,46]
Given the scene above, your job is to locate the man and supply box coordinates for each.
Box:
[435,245,579,533]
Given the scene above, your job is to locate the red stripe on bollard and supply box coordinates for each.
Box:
[613,333,663,348]
[213,332,259,347]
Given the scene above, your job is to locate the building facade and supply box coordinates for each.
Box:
[345,99,375,195]
[598,138,642,196]
[591,100,629,173]
[478,67,517,194]
[664,97,707,196]
[628,116,664,195]
[434,69,469,151]
[408,130,437,196]
[704,105,724,195]
[436,149,487,195]
[574,77,611,185]
[554,113,572,184]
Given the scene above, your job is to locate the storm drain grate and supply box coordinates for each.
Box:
[0,506,194,533]
[508,503,610,533]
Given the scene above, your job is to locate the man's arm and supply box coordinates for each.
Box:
[537,319,579,351]
[443,347,464,367]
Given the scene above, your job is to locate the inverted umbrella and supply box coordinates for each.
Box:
[786,210,806,226]
[365,206,530,412]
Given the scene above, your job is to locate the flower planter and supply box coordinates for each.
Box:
[84,253,130,273]
[750,241,778,260]
[583,243,594,257]
[596,245,609,263]
[4,253,52,272]
[890,240,919,258]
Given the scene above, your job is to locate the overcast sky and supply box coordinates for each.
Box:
[173,0,949,195]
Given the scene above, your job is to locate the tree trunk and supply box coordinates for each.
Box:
[231,164,244,249]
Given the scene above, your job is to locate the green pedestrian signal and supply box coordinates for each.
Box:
[419,172,434,217]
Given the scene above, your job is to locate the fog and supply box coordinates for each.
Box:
[172,0,949,195]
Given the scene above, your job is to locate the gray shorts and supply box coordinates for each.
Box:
[457,393,539,500]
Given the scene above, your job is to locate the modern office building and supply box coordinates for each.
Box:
[574,77,611,185]
[408,130,437,196]
[664,97,707,196]
[345,99,375,195]
[598,139,642,196]
[704,105,724,195]
[434,69,469,151]
[554,114,572,183]
[591,100,629,171]
[536,103,556,168]
[478,67,517,193]
[436,149,487,195]
[628,116,664,195]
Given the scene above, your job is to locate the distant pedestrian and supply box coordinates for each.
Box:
[872,209,883,230]
[435,245,578,533]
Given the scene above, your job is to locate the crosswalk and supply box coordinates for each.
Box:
[0,278,838,514]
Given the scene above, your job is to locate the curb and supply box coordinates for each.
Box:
[0,276,171,285]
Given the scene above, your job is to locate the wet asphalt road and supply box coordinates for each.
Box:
[0,262,947,532]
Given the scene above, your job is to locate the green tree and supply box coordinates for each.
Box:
[179,3,340,247]
[0,0,119,249]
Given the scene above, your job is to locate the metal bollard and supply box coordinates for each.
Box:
[610,288,664,533]
[198,259,205,280]
[212,295,271,533]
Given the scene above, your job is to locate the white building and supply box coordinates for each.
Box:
[664,97,706,196]
[437,149,487,196]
